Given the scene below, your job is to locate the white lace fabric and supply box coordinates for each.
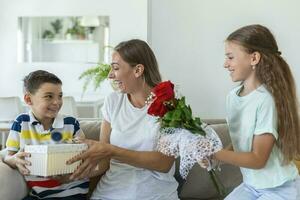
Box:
[156,123,223,179]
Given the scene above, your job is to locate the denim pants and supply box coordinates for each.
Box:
[225,176,300,200]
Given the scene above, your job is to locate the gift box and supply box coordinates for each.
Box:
[25,143,88,177]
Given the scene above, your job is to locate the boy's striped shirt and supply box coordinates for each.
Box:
[6,111,89,199]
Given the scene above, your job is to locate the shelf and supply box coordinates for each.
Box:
[42,39,97,44]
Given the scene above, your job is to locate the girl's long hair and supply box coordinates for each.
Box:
[227,24,300,164]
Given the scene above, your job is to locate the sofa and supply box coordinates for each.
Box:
[0,119,243,200]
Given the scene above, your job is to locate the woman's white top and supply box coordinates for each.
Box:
[91,92,179,200]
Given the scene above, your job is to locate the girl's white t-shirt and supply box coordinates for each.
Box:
[91,92,179,200]
[227,85,298,189]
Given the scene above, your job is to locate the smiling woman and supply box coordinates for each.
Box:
[67,39,180,200]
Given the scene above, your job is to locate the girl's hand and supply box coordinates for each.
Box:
[198,158,209,168]
[66,139,112,180]
[198,156,220,170]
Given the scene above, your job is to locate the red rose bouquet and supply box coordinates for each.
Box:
[147,81,205,135]
[147,80,226,198]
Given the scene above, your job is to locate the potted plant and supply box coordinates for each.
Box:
[65,17,86,40]
[65,28,76,40]
[51,19,63,38]
[79,63,111,97]
[42,30,55,40]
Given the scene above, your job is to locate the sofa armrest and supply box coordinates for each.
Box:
[0,160,28,200]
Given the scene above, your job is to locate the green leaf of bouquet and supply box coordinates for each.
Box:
[193,128,205,135]
[173,109,182,121]
[160,123,167,128]
[163,110,174,120]
[183,107,192,121]
[187,105,193,114]
[161,117,170,122]
[195,117,202,126]
[169,120,180,128]
[183,122,193,129]
[188,118,196,127]
[177,97,186,108]
[161,119,170,128]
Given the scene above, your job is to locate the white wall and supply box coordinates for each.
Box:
[2,0,300,119]
[0,0,148,101]
[150,0,300,118]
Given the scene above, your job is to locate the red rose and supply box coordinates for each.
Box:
[153,81,175,101]
[148,99,168,117]
[147,81,175,117]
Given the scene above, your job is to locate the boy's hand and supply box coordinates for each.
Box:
[14,151,31,175]
[5,150,31,175]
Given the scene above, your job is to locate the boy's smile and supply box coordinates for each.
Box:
[24,82,63,128]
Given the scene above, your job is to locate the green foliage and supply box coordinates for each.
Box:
[66,28,76,35]
[65,17,85,38]
[79,63,111,95]
[42,30,55,39]
[160,97,205,135]
[51,19,63,34]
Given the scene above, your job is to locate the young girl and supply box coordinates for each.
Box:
[215,24,300,199]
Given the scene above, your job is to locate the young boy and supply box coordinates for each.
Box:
[4,70,89,200]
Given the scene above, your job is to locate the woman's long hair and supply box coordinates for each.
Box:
[227,24,300,164]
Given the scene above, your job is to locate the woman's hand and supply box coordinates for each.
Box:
[67,139,112,180]
[5,150,31,175]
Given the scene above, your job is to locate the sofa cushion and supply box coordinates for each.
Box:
[79,120,101,141]
[208,124,231,147]
[179,163,242,200]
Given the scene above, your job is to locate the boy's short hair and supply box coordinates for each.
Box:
[23,70,62,94]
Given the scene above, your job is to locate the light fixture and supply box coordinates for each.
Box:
[80,16,100,27]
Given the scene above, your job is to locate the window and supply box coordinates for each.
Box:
[17,16,109,63]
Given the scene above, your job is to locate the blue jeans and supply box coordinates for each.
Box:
[225,176,300,200]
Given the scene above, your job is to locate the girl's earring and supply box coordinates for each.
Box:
[252,65,256,70]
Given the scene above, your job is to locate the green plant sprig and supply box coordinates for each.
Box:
[160,97,205,135]
[79,63,111,95]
